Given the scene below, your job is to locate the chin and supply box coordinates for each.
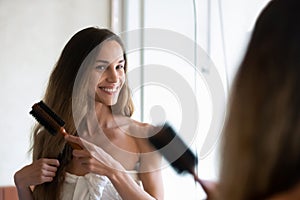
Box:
[101,98,118,106]
[95,94,119,106]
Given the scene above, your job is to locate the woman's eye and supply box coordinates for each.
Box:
[116,65,124,70]
[96,65,106,70]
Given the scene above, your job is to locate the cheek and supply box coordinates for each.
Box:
[90,71,103,84]
[88,73,102,93]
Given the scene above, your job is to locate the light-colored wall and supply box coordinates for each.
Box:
[0,0,110,186]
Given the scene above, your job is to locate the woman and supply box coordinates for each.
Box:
[219,0,300,199]
[14,27,164,200]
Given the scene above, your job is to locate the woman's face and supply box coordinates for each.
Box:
[89,40,126,106]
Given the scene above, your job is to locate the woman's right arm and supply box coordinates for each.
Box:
[14,158,60,200]
[65,135,158,200]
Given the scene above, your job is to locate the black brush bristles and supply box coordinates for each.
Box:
[30,101,65,135]
[148,123,198,175]
[37,101,65,126]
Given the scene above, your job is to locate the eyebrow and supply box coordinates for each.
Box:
[95,59,125,64]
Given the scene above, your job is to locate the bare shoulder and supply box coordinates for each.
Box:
[127,119,153,135]
[126,120,162,173]
[126,119,157,153]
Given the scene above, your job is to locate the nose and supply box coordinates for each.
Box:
[106,67,118,83]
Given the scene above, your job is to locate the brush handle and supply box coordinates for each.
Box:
[59,127,82,150]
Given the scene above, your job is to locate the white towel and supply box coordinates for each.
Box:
[62,172,109,200]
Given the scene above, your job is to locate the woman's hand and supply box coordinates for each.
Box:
[200,180,219,200]
[14,158,59,189]
[65,135,124,176]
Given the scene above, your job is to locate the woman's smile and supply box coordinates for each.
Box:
[99,85,121,95]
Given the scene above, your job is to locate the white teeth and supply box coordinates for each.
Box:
[101,87,118,93]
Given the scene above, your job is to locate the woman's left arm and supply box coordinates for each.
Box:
[136,137,164,200]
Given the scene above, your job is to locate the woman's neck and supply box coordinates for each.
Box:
[86,102,124,131]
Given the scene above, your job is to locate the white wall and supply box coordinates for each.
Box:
[0,0,110,186]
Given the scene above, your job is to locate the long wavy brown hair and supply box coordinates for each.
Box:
[219,0,300,199]
[32,27,134,199]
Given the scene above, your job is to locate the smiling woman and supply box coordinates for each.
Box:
[91,40,126,106]
[13,27,164,200]
[0,0,111,189]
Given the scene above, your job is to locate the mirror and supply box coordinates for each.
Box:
[0,0,270,199]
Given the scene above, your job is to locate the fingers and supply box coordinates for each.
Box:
[78,157,107,175]
[33,159,60,183]
[65,135,83,146]
[71,149,96,168]
[14,158,60,188]
[72,149,91,157]
[71,149,93,165]
[200,180,219,200]
[35,158,59,174]
[42,168,56,177]
[64,135,84,149]
[70,149,107,174]
[40,158,60,167]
